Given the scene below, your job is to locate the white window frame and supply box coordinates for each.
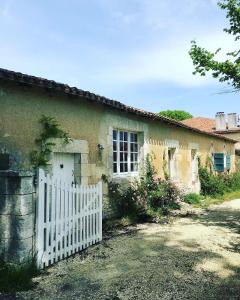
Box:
[112,129,139,177]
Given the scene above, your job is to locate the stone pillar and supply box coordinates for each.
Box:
[0,170,35,263]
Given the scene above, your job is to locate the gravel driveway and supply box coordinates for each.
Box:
[18,199,240,300]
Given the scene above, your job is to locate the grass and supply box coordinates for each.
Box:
[192,190,240,208]
[0,258,39,293]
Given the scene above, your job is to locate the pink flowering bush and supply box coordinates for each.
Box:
[104,155,183,221]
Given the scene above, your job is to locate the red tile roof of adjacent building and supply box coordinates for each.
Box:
[181,117,216,133]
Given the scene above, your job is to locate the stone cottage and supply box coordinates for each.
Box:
[182,112,240,170]
[0,68,237,265]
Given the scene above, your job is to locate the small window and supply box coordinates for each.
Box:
[112,130,139,175]
[213,153,224,172]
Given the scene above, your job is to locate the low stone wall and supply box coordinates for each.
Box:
[0,170,35,262]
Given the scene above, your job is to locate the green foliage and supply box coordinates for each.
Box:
[108,182,147,221]
[159,110,193,121]
[31,115,71,168]
[224,171,240,190]
[105,154,182,222]
[219,0,240,40]
[0,258,39,292]
[189,0,240,90]
[148,179,182,209]
[193,189,240,208]
[199,167,226,196]
[199,167,240,197]
[184,193,202,205]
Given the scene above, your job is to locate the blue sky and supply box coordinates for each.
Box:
[0,0,238,117]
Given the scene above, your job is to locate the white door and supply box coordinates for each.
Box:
[52,153,75,184]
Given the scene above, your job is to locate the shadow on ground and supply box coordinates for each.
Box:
[14,200,240,300]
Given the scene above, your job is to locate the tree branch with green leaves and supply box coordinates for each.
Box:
[189,0,240,91]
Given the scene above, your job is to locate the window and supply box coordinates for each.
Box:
[213,153,224,172]
[213,153,231,172]
[113,130,139,174]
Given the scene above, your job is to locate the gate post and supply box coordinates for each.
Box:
[35,168,47,268]
[0,170,35,263]
[99,181,103,241]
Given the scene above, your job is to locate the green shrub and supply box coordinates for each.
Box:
[199,167,225,196]
[106,155,182,222]
[199,167,240,197]
[148,179,182,209]
[108,181,147,220]
[224,172,240,191]
[184,193,202,205]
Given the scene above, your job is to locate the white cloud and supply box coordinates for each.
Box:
[0,0,234,91]
[100,0,219,30]
[87,0,234,88]
[93,30,236,87]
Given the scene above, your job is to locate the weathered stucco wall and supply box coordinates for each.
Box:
[146,122,235,192]
[0,81,236,190]
[219,131,240,150]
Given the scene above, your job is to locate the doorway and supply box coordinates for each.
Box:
[52,153,75,184]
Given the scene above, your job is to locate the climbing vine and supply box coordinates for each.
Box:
[31,115,71,168]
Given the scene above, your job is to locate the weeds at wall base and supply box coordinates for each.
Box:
[0,258,40,293]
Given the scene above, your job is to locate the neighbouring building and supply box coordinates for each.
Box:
[0,68,237,264]
[182,112,240,170]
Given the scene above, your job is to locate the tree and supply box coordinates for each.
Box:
[189,0,240,91]
[158,110,193,121]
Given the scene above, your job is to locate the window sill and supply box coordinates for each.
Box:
[112,172,139,178]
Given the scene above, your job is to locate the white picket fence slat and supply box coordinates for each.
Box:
[36,169,103,269]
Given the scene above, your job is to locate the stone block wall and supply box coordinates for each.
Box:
[0,170,35,262]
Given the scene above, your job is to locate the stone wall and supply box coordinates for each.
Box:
[0,170,35,262]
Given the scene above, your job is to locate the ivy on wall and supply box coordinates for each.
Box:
[31,115,71,168]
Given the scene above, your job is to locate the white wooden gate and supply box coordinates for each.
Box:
[36,169,102,268]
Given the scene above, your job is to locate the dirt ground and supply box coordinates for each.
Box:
[18,199,240,300]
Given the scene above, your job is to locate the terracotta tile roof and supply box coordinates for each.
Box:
[0,68,237,143]
[181,117,216,133]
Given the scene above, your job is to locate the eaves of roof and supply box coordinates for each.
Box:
[0,68,237,144]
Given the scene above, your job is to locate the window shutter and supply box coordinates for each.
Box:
[226,154,231,171]
[213,153,224,172]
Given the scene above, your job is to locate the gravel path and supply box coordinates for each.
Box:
[18,199,240,300]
